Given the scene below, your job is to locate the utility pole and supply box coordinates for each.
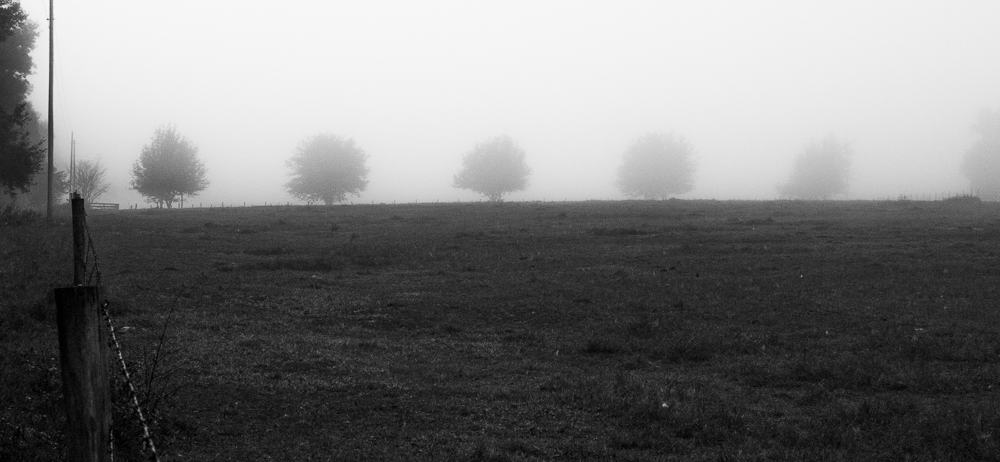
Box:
[70,132,75,194]
[46,0,54,219]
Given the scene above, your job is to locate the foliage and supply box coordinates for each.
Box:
[961,107,1000,199]
[285,133,369,205]
[0,103,44,198]
[130,125,208,208]
[0,3,43,201]
[17,117,71,211]
[453,135,530,202]
[20,166,67,211]
[616,132,695,199]
[0,0,37,112]
[778,135,851,199]
[71,159,111,205]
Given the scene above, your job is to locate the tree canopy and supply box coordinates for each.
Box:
[453,135,530,202]
[286,133,369,205]
[616,132,695,200]
[0,104,43,198]
[130,125,208,208]
[0,0,36,112]
[961,107,1000,199]
[778,135,851,200]
[0,1,43,200]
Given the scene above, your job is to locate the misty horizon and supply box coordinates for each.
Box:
[16,1,1000,206]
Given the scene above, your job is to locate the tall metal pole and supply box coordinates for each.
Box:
[70,132,75,194]
[46,0,54,219]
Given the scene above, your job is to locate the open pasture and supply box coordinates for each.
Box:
[3,199,1000,460]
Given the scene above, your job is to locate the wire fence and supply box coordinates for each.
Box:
[82,208,161,462]
[109,191,1000,211]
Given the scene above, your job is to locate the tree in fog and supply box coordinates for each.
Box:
[18,117,72,210]
[286,134,369,205]
[616,132,695,200]
[130,125,208,208]
[453,135,530,202]
[0,104,43,199]
[72,159,111,206]
[777,135,851,200]
[0,1,44,200]
[961,107,1000,199]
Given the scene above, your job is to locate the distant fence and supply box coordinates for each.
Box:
[117,192,1000,210]
[884,191,1000,202]
[90,202,119,210]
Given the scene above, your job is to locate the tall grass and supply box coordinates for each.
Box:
[0,216,71,460]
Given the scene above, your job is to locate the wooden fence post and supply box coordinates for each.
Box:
[56,287,111,462]
[72,194,86,285]
[56,194,111,462]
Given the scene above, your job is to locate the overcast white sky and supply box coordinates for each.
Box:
[17,0,1000,205]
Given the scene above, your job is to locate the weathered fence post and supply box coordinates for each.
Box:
[72,194,86,285]
[56,194,111,462]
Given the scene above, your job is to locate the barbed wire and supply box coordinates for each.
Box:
[101,300,160,462]
[85,216,161,462]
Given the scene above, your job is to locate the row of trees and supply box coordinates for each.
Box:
[282,132,689,204]
[127,117,1000,206]
[0,0,856,209]
[276,131,845,204]
[5,0,995,206]
[17,116,1000,209]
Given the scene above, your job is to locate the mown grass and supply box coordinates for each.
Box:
[3,200,1000,460]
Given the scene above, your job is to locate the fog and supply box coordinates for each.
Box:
[18,0,1000,206]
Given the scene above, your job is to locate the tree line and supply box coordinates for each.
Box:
[4,2,1000,208]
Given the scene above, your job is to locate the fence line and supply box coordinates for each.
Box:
[117,191,1000,210]
[57,195,161,461]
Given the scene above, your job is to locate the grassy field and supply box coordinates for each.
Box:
[3,199,1000,461]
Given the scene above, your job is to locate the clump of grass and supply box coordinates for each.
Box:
[0,219,71,461]
[337,242,420,268]
[244,246,295,256]
[581,317,758,364]
[246,256,341,272]
[549,373,751,451]
[0,222,70,334]
[0,204,42,226]
[590,227,653,236]
[780,396,1000,459]
[110,304,190,460]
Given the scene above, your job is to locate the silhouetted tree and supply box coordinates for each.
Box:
[72,159,111,206]
[961,107,1000,200]
[18,116,70,210]
[778,135,851,200]
[0,104,44,199]
[616,132,695,199]
[453,135,530,202]
[0,1,43,201]
[0,0,36,112]
[130,125,208,208]
[286,133,369,205]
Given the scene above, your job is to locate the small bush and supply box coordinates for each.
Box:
[0,204,42,226]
